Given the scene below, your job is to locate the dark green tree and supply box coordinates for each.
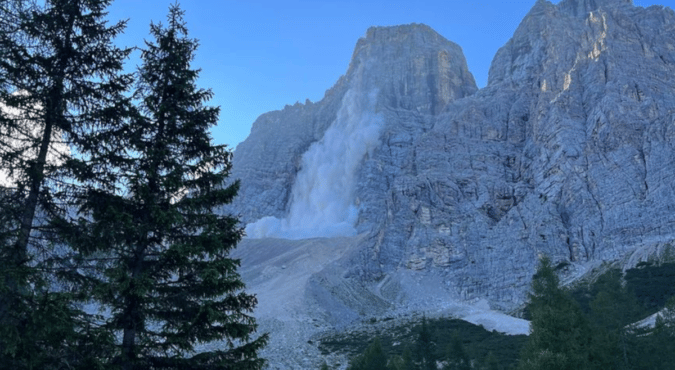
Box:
[637,296,675,369]
[443,331,470,370]
[0,0,132,266]
[55,4,267,369]
[586,269,640,370]
[482,352,499,370]
[517,257,592,370]
[0,0,131,367]
[401,347,416,370]
[388,347,415,370]
[654,296,675,337]
[348,337,388,370]
[625,262,675,312]
[416,316,437,370]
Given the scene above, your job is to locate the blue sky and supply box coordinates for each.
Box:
[106,0,664,150]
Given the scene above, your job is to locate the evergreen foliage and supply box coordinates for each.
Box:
[0,0,132,259]
[339,259,675,370]
[482,352,499,370]
[585,269,639,370]
[333,316,526,370]
[572,268,641,325]
[520,259,675,370]
[387,347,415,370]
[635,296,675,369]
[517,257,592,370]
[625,262,675,312]
[348,337,389,370]
[416,317,437,370]
[4,1,675,368]
[0,0,131,367]
[443,331,470,370]
[53,4,267,369]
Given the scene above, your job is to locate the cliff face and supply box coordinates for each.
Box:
[344,0,675,310]
[229,0,675,315]
[230,23,476,227]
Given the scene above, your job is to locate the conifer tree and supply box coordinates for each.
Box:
[654,296,675,336]
[388,347,415,370]
[482,352,499,370]
[401,347,415,370]
[348,337,388,370]
[416,317,437,370]
[0,0,131,367]
[517,257,592,370]
[641,296,675,369]
[55,4,267,369]
[587,269,639,370]
[0,0,132,264]
[443,331,470,370]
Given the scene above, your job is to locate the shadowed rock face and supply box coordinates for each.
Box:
[228,0,675,319]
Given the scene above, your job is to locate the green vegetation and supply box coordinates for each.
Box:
[417,317,437,370]
[3,1,675,369]
[348,337,389,370]
[518,257,593,370]
[335,257,675,370]
[443,331,471,370]
[625,262,675,312]
[320,316,527,369]
[0,0,265,368]
[521,258,675,370]
[0,0,132,367]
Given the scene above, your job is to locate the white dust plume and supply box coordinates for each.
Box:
[246,89,382,239]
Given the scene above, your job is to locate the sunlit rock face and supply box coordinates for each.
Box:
[227,0,675,313]
[232,23,477,239]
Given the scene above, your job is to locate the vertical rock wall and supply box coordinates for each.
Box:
[228,0,675,311]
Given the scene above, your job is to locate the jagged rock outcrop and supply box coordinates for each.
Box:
[230,23,476,224]
[228,0,675,341]
[334,0,675,311]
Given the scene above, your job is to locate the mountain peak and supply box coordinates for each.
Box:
[360,23,443,44]
[557,0,632,17]
[345,23,477,114]
[350,23,461,66]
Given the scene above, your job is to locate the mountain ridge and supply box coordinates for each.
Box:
[224,0,675,367]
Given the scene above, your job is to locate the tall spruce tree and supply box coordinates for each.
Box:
[482,352,500,370]
[638,296,675,369]
[0,0,131,367]
[388,347,415,370]
[443,331,470,370]
[348,338,388,370]
[517,257,592,370]
[56,4,267,369]
[416,316,437,370]
[586,269,640,370]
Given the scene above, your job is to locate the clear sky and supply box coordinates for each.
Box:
[106,0,664,150]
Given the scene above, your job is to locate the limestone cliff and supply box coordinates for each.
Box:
[228,0,675,320]
[230,24,476,226]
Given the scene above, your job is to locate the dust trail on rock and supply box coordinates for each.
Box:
[246,89,382,239]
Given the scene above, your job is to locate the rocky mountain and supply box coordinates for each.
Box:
[224,0,675,366]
